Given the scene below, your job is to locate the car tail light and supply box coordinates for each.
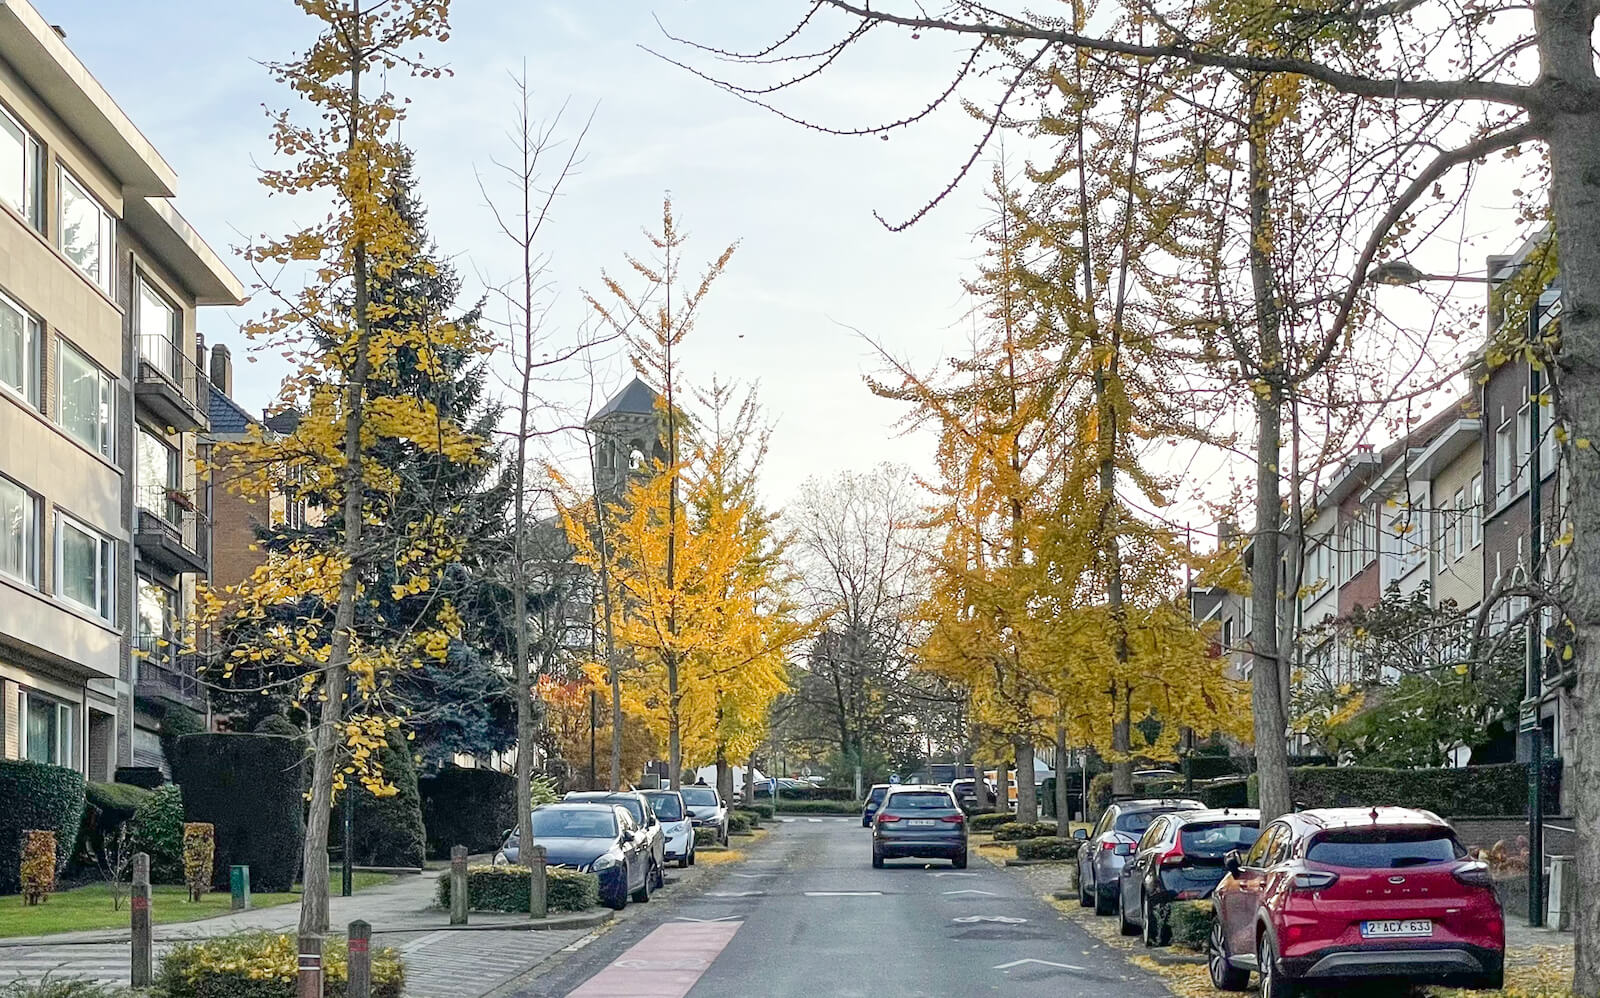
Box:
[1291,871,1339,891]
[1454,861,1494,888]
[939,814,965,824]
[877,813,902,824]
[1159,844,1186,866]
[1102,841,1119,851]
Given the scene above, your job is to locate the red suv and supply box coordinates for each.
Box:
[1208,807,1503,996]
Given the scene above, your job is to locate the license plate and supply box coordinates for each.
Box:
[906,819,936,827]
[1361,919,1433,938]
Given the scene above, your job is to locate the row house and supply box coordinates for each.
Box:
[0,0,243,779]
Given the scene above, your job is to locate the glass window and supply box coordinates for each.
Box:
[135,577,173,665]
[679,787,719,808]
[21,690,72,768]
[885,791,958,810]
[57,340,114,458]
[1470,476,1484,546]
[136,428,179,520]
[1307,828,1465,868]
[1180,821,1262,858]
[0,106,42,228]
[529,806,617,839]
[1244,824,1282,868]
[137,279,178,378]
[58,167,115,294]
[0,476,38,586]
[643,793,683,821]
[57,514,114,621]
[0,291,39,406]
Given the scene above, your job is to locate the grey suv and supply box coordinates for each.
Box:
[1078,797,1204,915]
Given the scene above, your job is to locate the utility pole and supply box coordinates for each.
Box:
[1523,296,1547,927]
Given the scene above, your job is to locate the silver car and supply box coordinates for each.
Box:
[1078,797,1204,915]
[642,789,696,868]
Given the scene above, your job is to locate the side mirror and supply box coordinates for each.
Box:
[1224,850,1242,875]
[720,797,728,808]
[1072,828,1089,841]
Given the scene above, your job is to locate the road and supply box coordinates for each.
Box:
[518,818,1167,998]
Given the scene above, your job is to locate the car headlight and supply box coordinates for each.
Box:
[592,851,620,871]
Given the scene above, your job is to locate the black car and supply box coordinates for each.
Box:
[862,784,890,827]
[871,785,967,868]
[564,791,666,890]
[506,803,654,910]
[1117,808,1261,943]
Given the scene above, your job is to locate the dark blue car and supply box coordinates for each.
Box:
[862,784,890,827]
[495,803,653,909]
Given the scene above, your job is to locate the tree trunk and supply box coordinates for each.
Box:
[1015,740,1037,824]
[1111,690,1133,796]
[668,669,682,789]
[1054,726,1071,830]
[993,751,1011,815]
[716,743,733,807]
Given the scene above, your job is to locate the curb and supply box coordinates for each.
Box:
[0,911,615,948]
[1002,858,1071,867]
[1147,949,1207,966]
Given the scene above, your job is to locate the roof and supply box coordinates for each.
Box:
[1287,806,1449,831]
[1168,808,1260,825]
[207,383,255,435]
[591,377,661,422]
[1111,798,1207,811]
[124,197,246,305]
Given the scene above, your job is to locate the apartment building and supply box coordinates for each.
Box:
[0,0,242,778]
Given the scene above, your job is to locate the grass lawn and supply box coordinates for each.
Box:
[0,871,393,938]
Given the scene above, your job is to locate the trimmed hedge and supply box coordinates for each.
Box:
[991,821,1058,842]
[434,864,599,913]
[1245,763,1539,817]
[727,812,756,834]
[78,781,152,870]
[157,932,403,998]
[1155,899,1211,950]
[694,827,717,848]
[773,799,863,814]
[0,760,85,894]
[1197,778,1250,809]
[132,784,186,884]
[1014,837,1080,861]
[418,766,516,859]
[1187,756,1247,781]
[747,803,774,820]
[756,784,855,801]
[169,732,305,892]
[969,812,1017,832]
[332,730,425,869]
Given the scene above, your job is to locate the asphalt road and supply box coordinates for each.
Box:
[515,818,1168,998]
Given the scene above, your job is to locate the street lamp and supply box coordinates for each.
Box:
[1366,259,1496,286]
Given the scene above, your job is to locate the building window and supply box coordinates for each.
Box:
[20,689,73,768]
[1470,475,1484,546]
[1537,395,1556,478]
[136,428,179,521]
[57,513,115,622]
[0,105,43,229]
[134,576,174,675]
[0,290,39,407]
[0,475,39,587]
[58,167,115,294]
[136,278,179,378]
[57,340,114,458]
[1495,418,1517,506]
[1451,489,1466,560]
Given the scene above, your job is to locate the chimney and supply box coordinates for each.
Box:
[50,25,66,39]
[209,344,233,398]
[194,333,206,374]
[1486,253,1512,330]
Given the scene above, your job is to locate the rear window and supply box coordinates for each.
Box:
[1180,822,1261,858]
[1307,828,1466,868]
[1116,811,1159,835]
[680,788,719,807]
[645,794,682,820]
[886,792,956,811]
[867,787,887,804]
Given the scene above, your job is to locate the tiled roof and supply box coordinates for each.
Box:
[592,377,661,421]
[207,384,255,435]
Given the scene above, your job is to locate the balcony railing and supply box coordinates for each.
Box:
[134,633,203,709]
[134,488,207,575]
[135,335,209,432]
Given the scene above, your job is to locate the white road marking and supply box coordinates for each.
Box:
[806,818,823,823]
[804,891,882,897]
[673,916,741,923]
[953,915,1028,924]
[729,873,768,879]
[706,891,764,897]
[942,889,998,896]
[994,958,1086,972]
[931,872,978,878]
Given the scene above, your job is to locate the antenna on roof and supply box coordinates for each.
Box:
[1369,808,1380,822]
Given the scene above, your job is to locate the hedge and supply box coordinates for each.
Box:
[1187,755,1247,781]
[1152,900,1212,950]
[169,732,305,892]
[774,799,863,814]
[694,828,717,848]
[757,785,855,802]
[1245,763,1546,817]
[331,730,425,869]
[747,802,774,819]
[434,864,599,913]
[78,781,152,870]
[0,760,85,894]
[418,766,516,859]
[1014,837,1080,861]
[969,812,1017,832]
[157,932,403,998]
[1197,778,1250,809]
[991,821,1058,842]
[728,812,757,834]
[131,784,187,884]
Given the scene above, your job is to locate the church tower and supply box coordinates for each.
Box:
[587,376,668,500]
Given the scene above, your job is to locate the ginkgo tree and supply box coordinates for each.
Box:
[195,0,471,937]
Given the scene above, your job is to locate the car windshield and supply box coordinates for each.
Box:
[529,807,617,839]
[886,792,956,811]
[568,794,645,823]
[1308,828,1465,868]
[680,788,719,807]
[867,787,887,804]
[645,794,683,820]
[1115,811,1160,834]
[1180,821,1261,858]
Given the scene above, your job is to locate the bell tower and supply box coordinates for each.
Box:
[587,377,667,500]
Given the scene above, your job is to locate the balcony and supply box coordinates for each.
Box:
[134,335,209,433]
[134,490,207,576]
[134,635,204,710]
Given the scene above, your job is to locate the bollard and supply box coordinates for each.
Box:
[449,845,469,925]
[529,845,548,919]
[230,865,252,911]
[297,933,323,998]
[347,920,372,998]
[1549,855,1574,930]
[131,852,152,988]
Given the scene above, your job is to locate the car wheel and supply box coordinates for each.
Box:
[1078,864,1093,907]
[951,850,967,870]
[1207,918,1249,991]
[1117,887,1139,936]
[1258,935,1299,998]
[631,867,652,904]
[1141,894,1159,947]
[604,884,628,911]
[872,845,884,869]
[1093,876,1116,916]
[651,859,665,890]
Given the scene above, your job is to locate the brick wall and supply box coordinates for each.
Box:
[205,447,272,591]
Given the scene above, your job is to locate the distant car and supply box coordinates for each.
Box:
[498,803,653,909]
[678,785,729,845]
[862,784,891,827]
[1079,797,1205,916]
[871,785,967,869]
[1117,808,1261,943]
[1134,769,1182,781]
[642,789,695,868]
[1209,807,1504,995]
[564,791,665,890]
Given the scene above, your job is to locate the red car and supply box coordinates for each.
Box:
[1208,806,1503,997]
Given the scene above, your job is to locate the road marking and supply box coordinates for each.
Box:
[994,958,1086,972]
[673,915,741,923]
[567,920,742,998]
[806,818,822,823]
[729,873,767,879]
[804,891,882,897]
[706,891,764,897]
[953,915,1028,924]
[942,889,998,896]
[931,871,978,878]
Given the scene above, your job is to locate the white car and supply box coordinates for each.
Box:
[678,785,729,845]
[643,789,696,868]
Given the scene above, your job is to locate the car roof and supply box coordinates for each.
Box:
[536,802,620,812]
[886,784,951,794]
[1168,808,1261,825]
[1282,806,1450,831]
[1114,798,1207,812]
[641,789,680,797]
[566,791,642,801]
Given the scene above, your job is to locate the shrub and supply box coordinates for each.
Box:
[0,760,85,894]
[747,803,774,819]
[331,730,426,869]
[156,932,402,998]
[727,812,754,834]
[1245,763,1541,817]
[434,864,599,913]
[1197,778,1250,809]
[991,821,1058,842]
[20,830,55,904]
[78,782,152,871]
[1187,755,1246,781]
[1166,900,1213,950]
[694,827,717,848]
[755,784,855,802]
[169,732,306,892]
[969,812,1016,832]
[773,799,864,814]
[0,977,132,998]
[158,706,206,763]
[131,784,186,885]
[183,824,214,901]
[1014,837,1080,861]
[418,766,516,859]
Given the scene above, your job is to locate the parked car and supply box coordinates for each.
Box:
[871,785,967,868]
[1117,808,1261,943]
[642,789,696,868]
[862,784,891,827]
[564,791,665,890]
[499,803,654,909]
[950,778,980,812]
[1079,797,1205,915]
[678,785,729,845]
[1208,807,1504,996]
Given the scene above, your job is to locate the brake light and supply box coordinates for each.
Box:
[1159,844,1186,866]
[939,814,965,824]
[1291,871,1339,891]
[1453,862,1494,888]
[1102,841,1118,851]
[877,813,902,824]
